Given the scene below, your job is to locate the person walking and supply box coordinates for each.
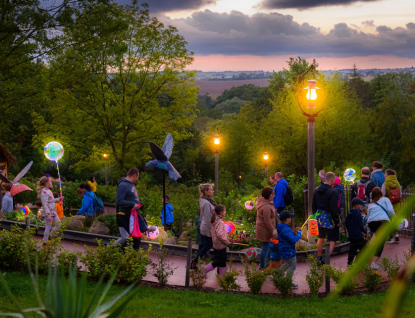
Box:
[87,177,97,193]
[345,198,367,266]
[273,172,289,214]
[371,161,385,188]
[318,170,327,187]
[191,183,216,269]
[256,186,277,270]
[312,172,339,265]
[367,187,395,269]
[0,183,13,213]
[333,176,345,212]
[77,183,95,217]
[351,167,376,203]
[381,169,402,243]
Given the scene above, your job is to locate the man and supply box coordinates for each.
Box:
[371,161,385,188]
[273,172,289,214]
[351,167,376,203]
[312,172,339,264]
[0,183,13,213]
[114,168,141,250]
[318,170,326,187]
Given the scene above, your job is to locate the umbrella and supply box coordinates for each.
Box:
[0,161,34,196]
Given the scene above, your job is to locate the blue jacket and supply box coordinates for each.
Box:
[345,208,367,239]
[116,178,140,213]
[277,222,301,259]
[1,192,13,213]
[273,179,288,209]
[371,169,385,188]
[160,203,174,225]
[77,190,95,216]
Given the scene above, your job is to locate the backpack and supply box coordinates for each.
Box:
[389,187,402,204]
[84,193,104,216]
[283,185,294,206]
[355,180,371,202]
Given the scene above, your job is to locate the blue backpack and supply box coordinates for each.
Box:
[84,193,104,216]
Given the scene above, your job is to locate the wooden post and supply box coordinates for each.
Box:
[180,214,184,236]
[185,237,192,287]
[25,216,30,231]
[325,241,331,293]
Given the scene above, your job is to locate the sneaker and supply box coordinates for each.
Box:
[291,285,299,289]
[190,261,198,270]
[371,262,379,270]
[386,238,396,244]
[395,234,400,242]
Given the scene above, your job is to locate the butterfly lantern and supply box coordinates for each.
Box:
[0,161,33,196]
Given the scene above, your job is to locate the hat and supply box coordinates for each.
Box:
[351,197,364,206]
[334,177,341,186]
[279,210,295,221]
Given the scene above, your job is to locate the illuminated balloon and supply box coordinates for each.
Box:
[224,221,235,235]
[20,206,31,215]
[343,168,356,182]
[245,200,255,210]
[44,141,64,161]
[147,226,159,240]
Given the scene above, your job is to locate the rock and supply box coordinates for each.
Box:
[88,221,110,235]
[164,237,179,245]
[66,217,84,230]
[0,212,6,220]
[178,231,188,241]
[158,227,168,242]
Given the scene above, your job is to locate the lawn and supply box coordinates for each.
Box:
[1,271,414,318]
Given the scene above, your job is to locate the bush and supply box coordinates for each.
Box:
[97,214,119,236]
[328,266,359,294]
[305,255,329,295]
[271,267,293,297]
[151,245,176,287]
[189,258,206,290]
[57,250,81,274]
[217,260,241,292]
[362,266,382,292]
[242,260,268,294]
[381,256,401,280]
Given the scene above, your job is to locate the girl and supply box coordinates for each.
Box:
[37,175,63,243]
[203,205,229,277]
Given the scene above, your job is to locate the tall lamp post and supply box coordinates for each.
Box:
[213,134,220,196]
[263,152,269,179]
[103,153,108,186]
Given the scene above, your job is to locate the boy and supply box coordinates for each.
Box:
[160,195,175,235]
[1,183,13,213]
[35,201,43,219]
[345,197,367,266]
[276,210,301,288]
[267,229,282,272]
[53,192,64,219]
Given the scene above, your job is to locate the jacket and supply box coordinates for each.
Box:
[256,196,276,242]
[116,178,140,213]
[350,177,376,202]
[160,203,174,225]
[367,197,395,223]
[77,190,95,216]
[371,169,385,188]
[87,180,97,193]
[345,208,367,239]
[277,222,301,259]
[199,198,215,237]
[1,192,13,213]
[40,188,60,217]
[381,175,401,207]
[211,215,230,250]
[273,179,288,209]
[312,184,340,225]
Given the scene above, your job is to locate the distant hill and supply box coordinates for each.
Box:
[196,78,269,98]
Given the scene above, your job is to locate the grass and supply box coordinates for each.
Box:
[1,271,415,318]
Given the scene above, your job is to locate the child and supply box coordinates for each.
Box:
[345,197,367,266]
[203,205,229,277]
[277,210,301,289]
[35,201,43,218]
[267,229,282,272]
[160,195,175,234]
[53,192,64,219]
[1,183,13,213]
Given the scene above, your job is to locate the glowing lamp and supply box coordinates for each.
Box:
[213,134,220,146]
[103,153,108,159]
[304,80,319,108]
[263,152,269,161]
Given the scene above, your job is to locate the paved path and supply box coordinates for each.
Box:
[34,236,411,294]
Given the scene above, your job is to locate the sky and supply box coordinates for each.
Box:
[136,0,415,71]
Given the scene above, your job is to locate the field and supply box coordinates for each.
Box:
[196,78,270,97]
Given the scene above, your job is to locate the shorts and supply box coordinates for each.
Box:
[318,226,339,242]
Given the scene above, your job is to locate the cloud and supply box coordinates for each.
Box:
[362,20,375,28]
[138,0,216,13]
[260,0,379,9]
[164,10,415,58]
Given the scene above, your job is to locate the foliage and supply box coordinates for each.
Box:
[213,84,262,107]
[327,266,359,294]
[242,260,268,294]
[217,260,241,292]
[305,254,330,295]
[381,256,401,280]
[57,250,82,274]
[362,266,382,292]
[150,245,176,287]
[271,267,294,297]
[97,213,119,236]
[189,258,206,290]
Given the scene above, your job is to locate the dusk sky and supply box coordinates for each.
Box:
[132,1,415,71]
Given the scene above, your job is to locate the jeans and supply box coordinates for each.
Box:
[260,241,270,269]
[114,227,129,247]
[348,238,366,265]
[43,215,61,241]
[194,235,213,263]
[282,257,297,277]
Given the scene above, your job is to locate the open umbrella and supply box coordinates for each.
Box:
[0,161,33,196]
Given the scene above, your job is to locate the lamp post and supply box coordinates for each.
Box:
[213,134,220,196]
[263,152,269,179]
[103,153,108,186]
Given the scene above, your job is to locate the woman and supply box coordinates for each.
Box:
[381,169,402,243]
[256,186,277,270]
[87,177,97,193]
[191,183,216,269]
[367,187,395,269]
[37,175,63,243]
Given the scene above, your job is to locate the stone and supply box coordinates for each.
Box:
[66,217,84,230]
[178,231,188,241]
[88,221,110,235]
[164,236,179,245]
[0,212,6,220]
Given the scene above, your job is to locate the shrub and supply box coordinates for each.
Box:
[242,259,268,294]
[151,245,176,287]
[36,237,63,274]
[189,258,206,290]
[362,266,382,292]
[328,266,359,294]
[97,214,119,236]
[305,255,329,295]
[271,267,293,297]
[381,256,401,280]
[57,250,82,274]
[217,260,241,292]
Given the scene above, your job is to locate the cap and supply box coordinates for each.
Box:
[351,197,364,206]
[279,210,295,221]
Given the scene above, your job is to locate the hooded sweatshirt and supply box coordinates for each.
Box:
[273,178,289,209]
[256,196,276,242]
[77,190,95,216]
[345,208,367,239]
[277,222,301,259]
[116,178,140,213]
[371,169,385,188]
[381,175,401,206]
[211,215,230,250]
[312,183,340,225]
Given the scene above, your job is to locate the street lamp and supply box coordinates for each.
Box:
[263,152,269,179]
[103,153,108,186]
[213,134,220,196]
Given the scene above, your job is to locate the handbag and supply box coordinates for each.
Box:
[374,201,393,220]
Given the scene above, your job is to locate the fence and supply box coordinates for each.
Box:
[303,185,415,237]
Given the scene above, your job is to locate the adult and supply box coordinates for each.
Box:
[367,187,395,269]
[371,161,385,188]
[273,172,289,214]
[381,169,402,243]
[256,186,277,269]
[0,183,13,213]
[114,168,142,250]
[37,175,63,243]
[318,170,327,187]
[77,183,95,216]
[350,167,376,203]
[87,177,97,193]
[191,183,216,269]
[312,172,339,264]
[333,176,345,212]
